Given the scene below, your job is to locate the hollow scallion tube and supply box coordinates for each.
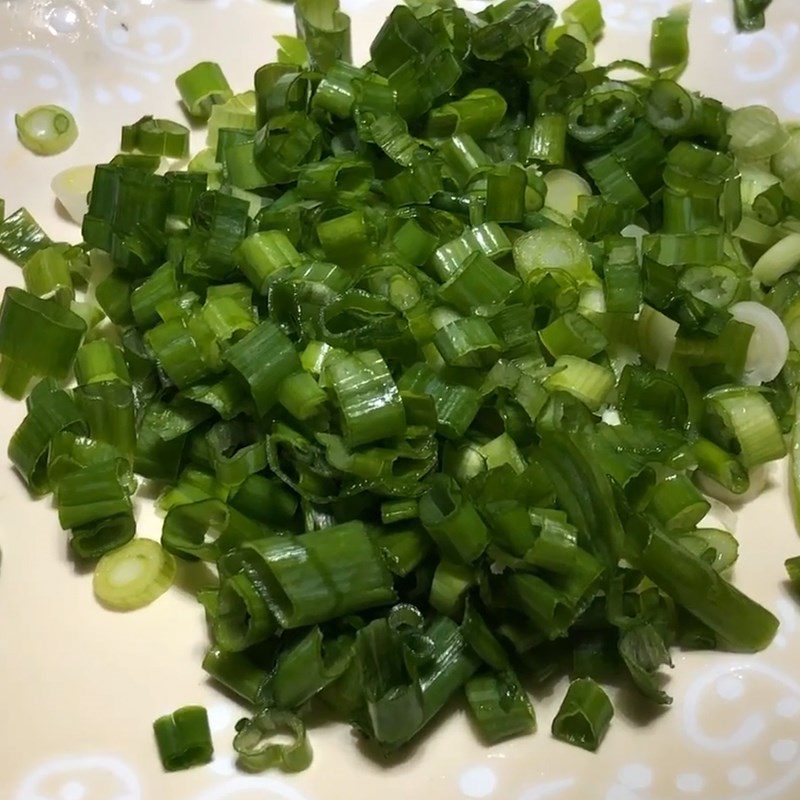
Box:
[552,678,613,751]
[465,669,536,744]
[202,646,268,705]
[0,288,86,398]
[121,116,189,158]
[176,62,232,119]
[7,380,86,494]
[702,386,786,468]
[627,515,778,652]
[419,474,489,564]
[234,710,312,772]
[153,706,214,771]
[323,349,406,447]
[223,522,396,630]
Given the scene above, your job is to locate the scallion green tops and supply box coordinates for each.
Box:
[0,0,793,774]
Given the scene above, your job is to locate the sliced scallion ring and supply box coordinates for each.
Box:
[15,104,78,156]
[729,300,789,384]
[93,538,176,611]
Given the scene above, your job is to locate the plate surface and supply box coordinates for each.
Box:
[1,1,800,798]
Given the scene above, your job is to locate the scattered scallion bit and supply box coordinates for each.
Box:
[93,538,176,611]
[176,61,233,119]
[551,678,614,752]
[15,104,78,156]
[234,710,313,772]
[120,115,190,159]
[153,706,213,771]
[465,669,536,744]
[0,207,52,266]
[733,0,773,32]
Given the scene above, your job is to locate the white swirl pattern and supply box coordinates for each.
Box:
[0,47,80,127]
[601,0,674,32]
[191,776,314,800]
[680,661,800,800]
[97,2,191,65]
[14,756,141,800]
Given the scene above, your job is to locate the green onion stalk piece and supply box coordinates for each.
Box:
[93,538,176,610]
[153,706,214,771]
[15,104,78,155]
[551,677,614,751]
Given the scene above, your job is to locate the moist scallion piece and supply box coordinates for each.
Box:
[650,6,689,79]
[153,706,214,771]
[176,61,233,119]
[733,0,773,32]
[0,208,53,266]
[234,710,312,772]
[15,104,78,155]
[0,288,86,398]
[465,670,536,744]
[121,116,190,158]
[551,678,613,751]
[3,0,800,773]
[8,379,86,494]
[93,538,176,610]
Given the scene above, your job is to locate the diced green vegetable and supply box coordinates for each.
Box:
[15,104,78,155]
[0,0,796,774]
[153,706,213,771]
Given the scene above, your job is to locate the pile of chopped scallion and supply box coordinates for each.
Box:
[1,0,799,774]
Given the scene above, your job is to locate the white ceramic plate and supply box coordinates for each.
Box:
[1,2,800,798]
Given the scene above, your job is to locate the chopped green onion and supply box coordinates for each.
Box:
[650,6,689,79]
[465,670,536,744]
[729,105,787,162]
[93,538,176,611]
[627,515,778,651]
[678,528,739,573]
[753,233,800,285]
[0,288,86,398]
[323,349,406,447]
[121,116,190,159]
[562,0,603,42]
[0,208,53,267]
[551,678,613,752]
[15,104,78,155]
[703,386,786,468]
[419,474,489,564]
[733,0,773,31]
[647,474,709,532]
[50,165,94,225]
[8,380,86,495]
[427,89,507,140]
[545,356,614,411]
[513,227,594,285]
[234,710,312,772]
[295,0,351,72]
[202,646,267,705]
[1,0,799,772]
[176,62,233,119]
[153,706,213,771]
